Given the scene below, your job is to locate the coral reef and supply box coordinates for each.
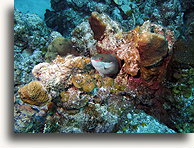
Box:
[14,9,51,52]
[14,9,52,93]
[32,54,128,97]
[92,14,175,81]
[16,11,179,133]
[71,11,122,56]
[166,64,194,133]
[88,11,122,41]
[45,36,77,62]
[72,74,96,92]
[14,1,194,132]
[137,32,168,67]
[118,110,176,133]
[44,0,185,38]
[163,2,194,132]
[18,81,51,106]
[173,38,194,65]
[18,47,177,132]
[32,55,92,97]
[60,88,90,110]
[44,7,87,37]
[89,12,106,41]
[71,21,97,56]
[14,104,39,132]
[14,102,48,133]
[48,37,70,55]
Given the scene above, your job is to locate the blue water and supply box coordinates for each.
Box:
[14,0,51,19]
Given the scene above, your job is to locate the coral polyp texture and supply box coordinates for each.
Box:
[32,55,92,97]
[45,36,78,62]
[91,12,175,82]
[14,1,194,133]
[18,81,51,106]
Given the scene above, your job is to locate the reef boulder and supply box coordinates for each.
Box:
[45,36,77,62]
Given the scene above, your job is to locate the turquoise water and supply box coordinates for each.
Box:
[14,0,51,18]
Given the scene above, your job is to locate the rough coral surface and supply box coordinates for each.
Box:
[18,81,51,106]
[14,0,194,133]
[94,19,175,81]
[137,32,168,67]
[14,8,194,133]
[71,21,97,56]
[20,13,177,133]
[89,12,106,41]
[14,9,51,93]
[32,55,92,97]
[45,36,77,62]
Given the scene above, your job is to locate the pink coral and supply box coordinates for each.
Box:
[92,19,175,81]
[96,30,140,76]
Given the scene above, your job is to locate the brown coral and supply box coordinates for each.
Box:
[88,11,122,41]
[72,73,96,92]
[18,81,51,106]
[137,32,168,67]
[71,72,117,92]
[89,12,106,41]
[45,36,76,62]
[50,37,72,55]
[103,77,114,88]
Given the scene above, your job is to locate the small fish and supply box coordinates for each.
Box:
[91,54,121,77]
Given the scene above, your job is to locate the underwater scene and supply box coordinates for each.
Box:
[14,0,194,133]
